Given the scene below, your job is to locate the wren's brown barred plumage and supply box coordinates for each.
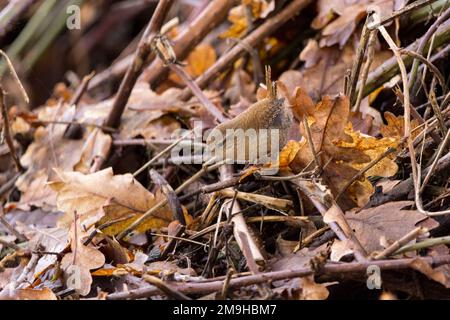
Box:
[207,66,293,164]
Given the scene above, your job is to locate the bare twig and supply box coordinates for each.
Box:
[373,227,426,260]
[292,179,368,262]
[0,50,29,104]
[336,147,397,201]
[347,15,371,105]
[367,152,450,207]
[219,165,265,264]
[168,63,227,123]
[368,0,442,30]
[0,173,19,198]
[420,128,450,193]
[394,235,450,255]
[107,254,450,299]
[117,161,225,240]
[375,12,450,216]
[0,88,24,172]
[141,0,236,85]
[408,6,450,94]
[353,29,378,111]
[113,138,205,149]
[133,130,192,177]
[0,207,26,242]
[149,169,185,225]
[0,0,39,39]
[359,18,450,100]
[31,119,116,133]
[302,117,321,171]
[64,71,95,139]
[400,48,447,91]
[142,275,191,300]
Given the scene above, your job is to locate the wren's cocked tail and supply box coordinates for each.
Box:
[206,66,293,168]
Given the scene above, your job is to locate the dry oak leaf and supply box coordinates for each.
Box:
[297,40,391,101]
[342,201,438,255]
[29,227,69,277]
[15,106,84,211]
[282,94,397,207]
[380,111,420,140]
[270,247,329,300]
[336,123,398,177]
[298,40,356,100]
[74,128,112,174]
[61,216,105,296]
[312,0,401,47]
[168,44,217,87]
[221,0,275,38]
[0,287,57,300]
[49,168,173,236]
[410,256,450,288]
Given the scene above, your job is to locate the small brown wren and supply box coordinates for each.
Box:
[207,66,293,164]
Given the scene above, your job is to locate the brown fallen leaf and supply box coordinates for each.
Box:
[312,0,400,48]
[410,258,450,288]
[294,39,391,101]
[380,111,420,140]
[331,201,439,259]
[221,0,275,38]
[270,247,330,300]
[28,227,69,277]
[0,287,57,300]
[49,168,173,236]
[61,215,105,296]
[15,105,85,211]
[74,128,112,173]
[281,94,398,207]
[169,43,217,85]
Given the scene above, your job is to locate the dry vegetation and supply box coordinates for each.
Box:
[0,0,450,300]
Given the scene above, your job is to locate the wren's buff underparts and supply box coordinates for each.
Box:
[207,66,293,164]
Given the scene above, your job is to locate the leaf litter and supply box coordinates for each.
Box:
[1,0,450,300]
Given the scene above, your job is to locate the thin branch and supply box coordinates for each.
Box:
[354,29,378,111]
[31,120,117,133]
[142,275,191,300]
[141,0,236,85]
[359,18,450,100]
[133,130,192,177]
[347,15,371,105]
[368,0,442,30]
[0,88,24,172]
[420,128,450,193]
[376,13,450,216]
[302,117,321,171]
[219,165,265,264]
[408,6,450,93]
[0,50,29,104]
[292,179,368,262]
[117,161,225,240]
[0,206,27,242]
[400,48,447,91]
[394,235,450,255]
[168,63,227,123]
[373,227,426,260]
[336,147,397,201]
[107,254,450,299]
